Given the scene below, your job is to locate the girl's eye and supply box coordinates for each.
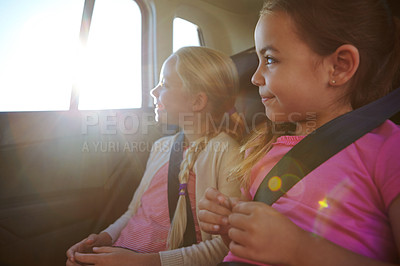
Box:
[265,56,277,65]
[160,80,167,88]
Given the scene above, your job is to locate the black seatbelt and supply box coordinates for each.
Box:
[254,86,400,205]
[167,131,197,247]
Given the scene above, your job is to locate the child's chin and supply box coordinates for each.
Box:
[155,110,167,123]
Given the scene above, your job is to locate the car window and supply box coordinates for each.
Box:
[173,17,203,52]
[0,0,83,111]
[78,0,142,110]
[0,0,143,112]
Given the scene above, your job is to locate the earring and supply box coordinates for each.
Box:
[331,80,336,85]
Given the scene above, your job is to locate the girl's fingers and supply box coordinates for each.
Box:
[74,252,98,264]
[217,195,233,209]
[198,208,229,235]
[85,236,95,245]
[228,222,252,247]
[201,187,234,213]
[229,197,240,207]
[204,188,231,206]
[204,187,221,200]
[231,201,255,215]
[229,212,249,230]
[66,258,81,266]
[66,245,77,260]
[198,221,221,233]
[198,208,229,225]
[198,197,231,216]
[232,201,273,216]
[66,237,92,260]
[198,188,233,235]
[229,241,253,261]
[92,246,114,253]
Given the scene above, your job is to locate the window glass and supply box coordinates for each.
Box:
[0,0,83,111]
[173,18,201,52]
[78,0,142,110]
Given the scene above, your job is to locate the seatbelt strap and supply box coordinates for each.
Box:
[167,131,197,247]
[254,86,400,205]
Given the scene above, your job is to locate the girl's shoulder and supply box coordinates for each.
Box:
[371,120,400,155]
[210,131,240,144]
[353,120,400,169]
[206,131,241,152]
[148,133,179,158]
[153,131,240,147]
[194,132,241,163]
[367,120,400,143]
[152,132,180,147]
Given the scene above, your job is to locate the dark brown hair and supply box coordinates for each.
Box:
[261,0,400,108]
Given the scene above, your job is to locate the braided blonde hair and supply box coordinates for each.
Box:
[166,47,244,249]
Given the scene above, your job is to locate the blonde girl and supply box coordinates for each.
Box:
[198,0,400,265]
[66,46,244,266]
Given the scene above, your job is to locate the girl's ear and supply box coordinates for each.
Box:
[192,92,208,112]
[328,44,360,86]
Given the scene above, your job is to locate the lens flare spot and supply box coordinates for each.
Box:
[318,198,329,210]
[268,176,282,192]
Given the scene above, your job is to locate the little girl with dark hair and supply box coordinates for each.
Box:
[199,0,400,265]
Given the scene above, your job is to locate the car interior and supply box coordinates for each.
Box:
[0,0,399,265]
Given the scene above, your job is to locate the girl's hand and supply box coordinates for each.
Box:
[73,247,161,266]
[228,201,304,265]
[198,187,238,244]
[66,232,112,264]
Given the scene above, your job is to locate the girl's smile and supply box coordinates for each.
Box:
[155,101,165,112]
[252,11,352,131]
[260,94,275,104]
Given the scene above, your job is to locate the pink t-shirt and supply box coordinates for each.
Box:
[113,162,201,252]
[225,120,400,265]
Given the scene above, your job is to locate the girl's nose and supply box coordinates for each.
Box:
[251,65,265,87]
[150,83,160,98]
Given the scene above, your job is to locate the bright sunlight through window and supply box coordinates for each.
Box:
[78,0,142,110]
[173,18,201,52]
[0,0,83,111]
[0,0,142,112]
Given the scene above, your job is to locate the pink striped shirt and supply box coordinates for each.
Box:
[113,162,201,252]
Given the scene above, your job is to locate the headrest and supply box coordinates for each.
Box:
[231,48,267,132]
[231,47,259,93]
